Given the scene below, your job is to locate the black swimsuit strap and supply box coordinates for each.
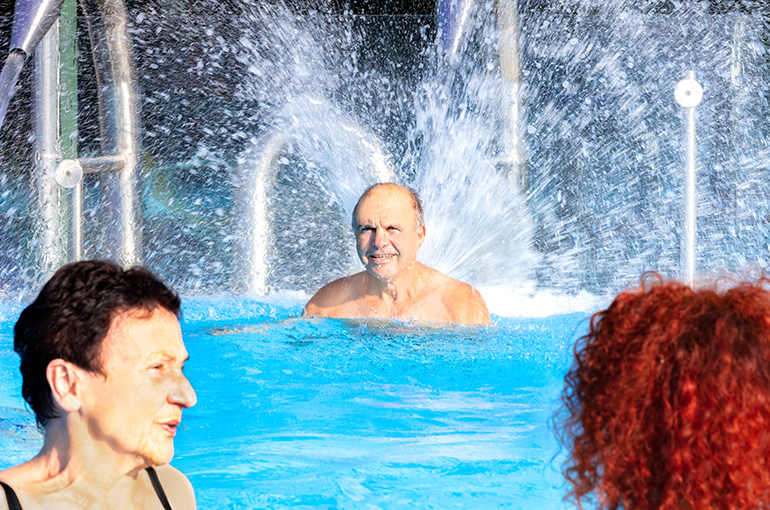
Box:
[0,481,22,510]
[145,467,173,510]
[0,472,172,510]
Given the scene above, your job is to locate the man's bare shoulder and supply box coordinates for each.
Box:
[422,267,490,325]
[449,281,491,325]
[304,273,366,316]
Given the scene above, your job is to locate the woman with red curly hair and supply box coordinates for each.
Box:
[558,273,770,510]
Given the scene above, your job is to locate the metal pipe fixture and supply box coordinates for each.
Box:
[4,0,141,267]
[437,0,474,55]
[78,0,141,267]
[496,0,526,191]
[35,21,65,277]
[674,70,703,286]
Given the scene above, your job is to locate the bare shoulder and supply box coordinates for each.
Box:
[435,272,490,325]
[0,462,31,484]
[304,273,364,316]
[153,464,196,510]
[0,462,33,510]
[0,474,9,510]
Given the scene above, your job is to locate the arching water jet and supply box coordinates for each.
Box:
[235,95,395,295]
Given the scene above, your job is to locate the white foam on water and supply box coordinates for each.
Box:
[479,283,607,318]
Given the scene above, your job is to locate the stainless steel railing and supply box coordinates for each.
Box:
[1,0,141,275]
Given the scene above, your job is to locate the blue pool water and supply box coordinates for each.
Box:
[0,298,590,509]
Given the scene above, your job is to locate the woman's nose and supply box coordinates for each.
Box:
[170,373,197,408]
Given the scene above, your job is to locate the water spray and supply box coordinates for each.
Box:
[236,96,395,295]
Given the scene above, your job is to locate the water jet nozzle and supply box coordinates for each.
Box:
[10,0,66,57]
[54,159,83,188]
[674,71,703,108]
[0,0,65,130]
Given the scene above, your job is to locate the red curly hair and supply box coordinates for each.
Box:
[558,273,770,510]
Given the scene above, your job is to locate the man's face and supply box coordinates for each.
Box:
[79,307,196,466]
[354,187,425,281]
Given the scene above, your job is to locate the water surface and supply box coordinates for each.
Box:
[0,298,587,509]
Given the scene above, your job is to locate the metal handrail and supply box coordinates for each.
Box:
[2,0,141,272]
[66,0,141,266]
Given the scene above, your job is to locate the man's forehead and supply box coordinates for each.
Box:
[358,187,413,212]
[356,192,417,222]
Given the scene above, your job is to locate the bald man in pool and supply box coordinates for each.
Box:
[304,183,491,325]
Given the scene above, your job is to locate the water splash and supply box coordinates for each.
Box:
[407,34,540,287]
[234,94,396,294]
[517,1,770,292]
[228,1,539,292]
[2,0,770,303]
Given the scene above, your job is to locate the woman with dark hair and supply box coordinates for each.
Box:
[0,260,197,510]
[558,273,770,510]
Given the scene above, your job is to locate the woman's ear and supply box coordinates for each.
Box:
[46,359,84,414]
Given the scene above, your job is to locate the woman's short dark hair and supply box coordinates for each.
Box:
[14,260,181,428]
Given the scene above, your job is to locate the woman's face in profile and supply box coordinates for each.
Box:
[78,306,197,466]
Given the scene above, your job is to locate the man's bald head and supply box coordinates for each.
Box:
[351,183,424,232]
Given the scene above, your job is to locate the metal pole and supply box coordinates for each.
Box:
[81,0,141,267]
[674,71,703,285]
[249,136,277,295]
[69,183,82,260]
[107,0,140,267]
[60,0,80,261]
[496,0,525,191]
[683,105,696,285]
[35,20,64,278]
[437,0,474,55]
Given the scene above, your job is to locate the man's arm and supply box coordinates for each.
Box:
[445,283,491,325]
[304,276,356,317]
[304,288,330,317]
[466,287,491,325]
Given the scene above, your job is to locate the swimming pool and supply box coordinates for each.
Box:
[0,297,589,509]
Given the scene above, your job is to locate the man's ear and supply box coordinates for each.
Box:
[46,359,85,414]
[417,225,426,246]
